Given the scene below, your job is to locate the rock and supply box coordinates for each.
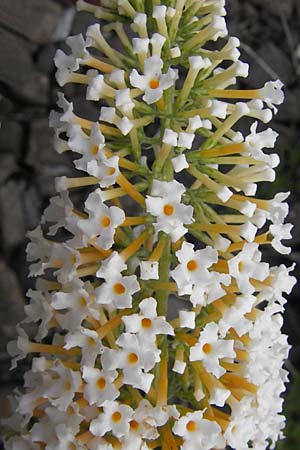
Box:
[36,43,57,76]
[0,120,24,156]
[277,88,300,122]
[26,119,75,197]
[251,0,294,19]
[0,154,17,186]
[242,41,293,88]
[0,0,63,44]
[0,259,25,354]
[0,30,49,104]
[0,180,27,249]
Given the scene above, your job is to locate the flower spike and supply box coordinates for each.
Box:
[3,1,295,450]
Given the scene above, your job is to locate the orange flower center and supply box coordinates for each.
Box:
[112,411,122,423]
[91,145,99,155]
[186,420,197,432]
[101,216,111,228]
[88,337,97,346]
[113,283,126,295]
[141,318,152,328]
[202,343,212,354]
[187,259,198,271]
[108,167,116,175]
[130,420,139,430]
[97,377,106,390]
[149,79,160,89]
[128,352,139,364]
[70,255,77,265]
[79,296,87,307]
[163,204,174,216]
[65,381,72,391]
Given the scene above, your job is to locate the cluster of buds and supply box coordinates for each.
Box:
[3,1,297,450]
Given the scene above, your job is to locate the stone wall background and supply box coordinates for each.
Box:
[0,0,300,448]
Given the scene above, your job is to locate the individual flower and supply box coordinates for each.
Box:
[227,242,270,294]
[189,322,236,378]
[95,263,140,310]
[129,55,178,104]
[145,180,194,242]
[82,366,119,406]
[173,410,225,450]
[101,333,156,393]
[89,400,133,438]
[122,297,174,339]
[78,188,125,249]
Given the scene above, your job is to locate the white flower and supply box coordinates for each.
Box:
[171,242,218,293]
[218,294,256,337]
[129,55,178,104]
[51,279,98,332]
[41,190,80,237]
[150,33,166,57]
[171,154,189,172]
[173,410,224,450]
[64,327,104,367]
[7,325,31,370]
[179,311,195,328]
[131,13,147,37]
[99,106,134,135]
[49,242,81,284]
[95,276,139,309]
[243,121,278,165]
[23,289,53,341]
[54,34,91,86]
[43,362,82,411]
[178,131,195,149]
[139,261,159,280]
[67,122,105,169]
[122,297,174,339]
[86,72,115,101]
[189,322,236,378]
[109,69,126,88]
[95,256,139,310]
[115,88,135,115]
[227,243,270,294]
[145,180,194,242]
[132,37,150,55]
[82,366,119,406]
[78,188,125,249]
[269,223,293,254]
[26,226,53,277]
[101,333,156,392]
[209,387,231,407]
[90,401,133,438]
[171,242,230,304]
[30,404,84,449]
[259,80,284,111]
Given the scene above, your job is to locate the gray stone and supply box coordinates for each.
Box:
[27,119,74,174]
[0,120,24,156]
[0,259,25,354]
[0,0,63,44]
[251,0,294,19]
[0,180,27,249]
[0,153,17,186]
[242,41,293,88]
[26,119,76,197]
[0,30,49,104]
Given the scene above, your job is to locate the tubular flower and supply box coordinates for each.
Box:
[3,1,296,450]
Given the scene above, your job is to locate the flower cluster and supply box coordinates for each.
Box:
[3,1,296,450]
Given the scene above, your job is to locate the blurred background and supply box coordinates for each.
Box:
[0,0,299,448]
